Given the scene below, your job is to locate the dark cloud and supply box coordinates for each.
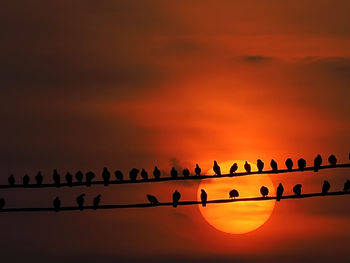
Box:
[242,56,274,63]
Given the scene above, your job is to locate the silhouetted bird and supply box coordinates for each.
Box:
[35,171,43,185]
[53,169,60,187]
[260,186,269,197]
[276,183,284,202]
[270,159,278,172]
[86,171,95,186]
[322,180,330,195]
[298,158,306,171]
[213,161,221,176]
[344,180,350,192]
[115,170,123,181]
[93,194,101,210]
[140,168,148,180]
[200,189,207,207]
[328,154,337,166]
[182,169,190,177]
[75,170,84,182]
[102,167,111,186]
[293,184,302,196]
[285,158,293,171]
[129,168,139,181]
[244,161,251,174]
[172,190,181,208]
[170,167,178,178]
[146,194,159,205]
[314,154,322,172]
[0,198,5,210]
[65,172,73,186]
[53,197,61,212]
[23,174,30,186]
[257,159,264,173]
[195,164,201,176]
[153,166,161,179]
[76,193,85,210]
[8,174,15,185]
[229,189,239,199]
[230,163,238,175]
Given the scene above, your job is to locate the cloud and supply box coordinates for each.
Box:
[242,55,273,63]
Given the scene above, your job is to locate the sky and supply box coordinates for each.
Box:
[1,1,350,262]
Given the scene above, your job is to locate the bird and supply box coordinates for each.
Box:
[65,172,73,186]
[53,169,60,187]
[35,171,43,185]
[276,183,284,202]
[114,170,123,181]
[53,197,61,212]
[229,163,238,175]
[194,164,201,176]
[153,166,161,179]
[93,194,101,210]
[0,198,5,210]
[76,193,85,210]
[200,189,207,207]
[293,184,302,196]
[270,159,278,172]
[140,168,148,180]
[23,174,30,186]
[344,180,350,192]
[244,161,251,174]
[213,161,221,176]
[257,159,264,173]
[182,169,190,177]
[322,180,330,195]
[260,186,269,197]
[229,189,239,199]
[328,154,337,166]
[285,158,293,171]
[75,170,84,183]
[146,194,159,205]
[170,167,178,178]
[102,167,111,186]
[85,171,95,186]
[8,174,15,185]
[298,158,306,171]
[314,154,322,172]
[172,190,181,208]
[129,168,139,181]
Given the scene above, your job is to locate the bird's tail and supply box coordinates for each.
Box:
[173,202,177,208]
[277,196,281,202]
[202,201,206,207]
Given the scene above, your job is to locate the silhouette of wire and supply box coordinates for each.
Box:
[1,190,349,213]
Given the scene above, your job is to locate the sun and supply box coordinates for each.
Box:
[197,160,276,234]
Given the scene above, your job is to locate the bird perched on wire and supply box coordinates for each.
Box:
[35,171,43,185]
[93,195,101,210]
[172,190,181,208]
[23,174,30,186]
[195,164,201,176]
[115,170,123,181]
[53,197,61,212]
[298,158,306,171]
[65,172,73,187]
[140,169,148,180]
[102,167,111,186]
[146,194,159,205]
[285,158,293,171]
[153,166,161,179]
[257,159,264,173]
[0,198,5,210]
[293,184,302,196]
[270,159,278,172]
[8,174,15,185]
[53,169,60,187]
[314,154,322,172]
[86,171,95,186]
[213,161,221,176]
[322,180,330,196]
[260,186,269,197]
[328,154,337,166]
[170,167,178,178]
[129,168,139,181]
[276,183,284,202]
[200,189,207,207]
[230,163,238,175]
[244,161,251,174]
[182,169,190,177]
[75,170,84,183]
[76,193,85,210]
[344,180,350,192]
[229,189,239,199]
